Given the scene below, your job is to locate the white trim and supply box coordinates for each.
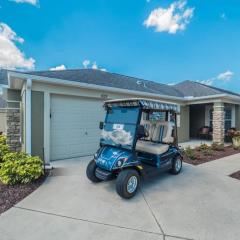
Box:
[25,78,32,154]
[43,92,50,164]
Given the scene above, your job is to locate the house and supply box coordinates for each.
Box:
[0,68,240,166]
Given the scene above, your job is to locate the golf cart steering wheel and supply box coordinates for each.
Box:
[137,125,149,139]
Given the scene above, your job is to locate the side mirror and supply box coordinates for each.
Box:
[99,121,104,130]
[137,125,148,139]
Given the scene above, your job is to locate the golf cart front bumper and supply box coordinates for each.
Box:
[95,167,114,181]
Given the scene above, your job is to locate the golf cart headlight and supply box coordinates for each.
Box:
[94,152,98,159]
[116,158,128,168]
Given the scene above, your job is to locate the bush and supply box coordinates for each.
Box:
[0,152,43,185]
[0,135,10,161]
[197,143,211,152]
[202,148,213,156]
[183,146,198,160]
[211,143,225,151]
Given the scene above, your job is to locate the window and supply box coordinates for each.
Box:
[225,109,232,131]
[209,107,232,131]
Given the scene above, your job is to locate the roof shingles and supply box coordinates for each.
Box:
[0,69,239,99]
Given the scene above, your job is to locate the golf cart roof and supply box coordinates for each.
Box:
[104,98,180,113]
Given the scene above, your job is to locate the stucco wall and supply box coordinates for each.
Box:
[178,105,190,143]
[31,91,44,160]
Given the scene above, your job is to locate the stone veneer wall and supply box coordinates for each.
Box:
[212,102,225,144]
[6,108,21,152]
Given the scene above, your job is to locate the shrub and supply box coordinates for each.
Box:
[202,148,213,156]
[183,146,198,160]
[211,143,225,151]
[0,152,43,185]
[197,143,211,152]
[0,135,10,162]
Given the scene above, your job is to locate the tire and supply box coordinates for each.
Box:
[86,160,102,183]
[170,156,182,175]
[116,169,140,199]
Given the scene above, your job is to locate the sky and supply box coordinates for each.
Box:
[0,0,240,92]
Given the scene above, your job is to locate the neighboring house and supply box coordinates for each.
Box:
[0,69,240,166]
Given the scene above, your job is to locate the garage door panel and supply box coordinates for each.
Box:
[50,95,104,160]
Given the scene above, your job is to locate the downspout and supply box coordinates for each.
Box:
[25,78,32,154]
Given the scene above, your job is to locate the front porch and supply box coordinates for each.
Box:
[187,101,240,144]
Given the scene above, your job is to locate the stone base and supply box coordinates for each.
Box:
[6,108,21,152]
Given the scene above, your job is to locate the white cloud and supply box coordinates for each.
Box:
[197,70,234,86]
[92,62,98,70]
[0,22,35,70]
[167,82,176,86]
[49,64,66,71]
[217,70,233,82]
[82,59,107,71]
[10,0,38,6]
[83,59,90,68]
[197,79,214,86]
[143,0,194,34]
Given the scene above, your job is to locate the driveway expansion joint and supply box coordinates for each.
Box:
[13,206,163,237]
[140,188,165,238]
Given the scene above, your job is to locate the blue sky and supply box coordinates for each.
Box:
[0,0,240,92]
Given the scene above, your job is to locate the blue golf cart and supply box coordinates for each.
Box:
[86,98,183,199]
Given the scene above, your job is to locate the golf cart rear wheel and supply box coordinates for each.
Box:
[116,169,140,199]
[170,156,182,175]
[86,160,102,183]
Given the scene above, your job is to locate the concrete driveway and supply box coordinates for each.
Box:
[0,154,240,240]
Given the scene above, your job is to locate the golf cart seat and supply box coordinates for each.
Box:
[136,121,174,155]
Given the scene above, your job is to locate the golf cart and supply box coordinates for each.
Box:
[86,98,182,199]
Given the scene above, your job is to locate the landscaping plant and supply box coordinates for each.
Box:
[0,135,10,162]
[0,152,43,185]
[183,146,198,160]
[211,143,225,151]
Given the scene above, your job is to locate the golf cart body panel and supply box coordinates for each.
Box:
[95,146,135,171]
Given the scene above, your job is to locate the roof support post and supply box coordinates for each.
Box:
[212,102,225,144]
[25,78,32,154]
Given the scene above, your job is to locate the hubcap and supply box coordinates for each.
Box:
[175,158,182,172]
[127,176,138,194]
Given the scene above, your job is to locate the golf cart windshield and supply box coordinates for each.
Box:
[100,106,140,150]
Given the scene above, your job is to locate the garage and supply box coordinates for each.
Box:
[50,94,105,160]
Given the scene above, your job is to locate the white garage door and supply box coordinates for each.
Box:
[50,95,105,160]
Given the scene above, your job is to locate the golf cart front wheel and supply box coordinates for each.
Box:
[170,156,182,175]
[116,169,140,199]
[86,160,102,183]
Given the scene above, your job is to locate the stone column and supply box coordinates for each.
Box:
[212,102,225,144]
[6,109,21,152]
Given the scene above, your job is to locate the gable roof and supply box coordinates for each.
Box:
[25,69,184,97]
[173,80,240,98]
[1,69,240,100]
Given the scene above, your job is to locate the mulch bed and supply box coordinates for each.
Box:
[230,171,240,180]
[0,171,49,215]
[183,146,240,165]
